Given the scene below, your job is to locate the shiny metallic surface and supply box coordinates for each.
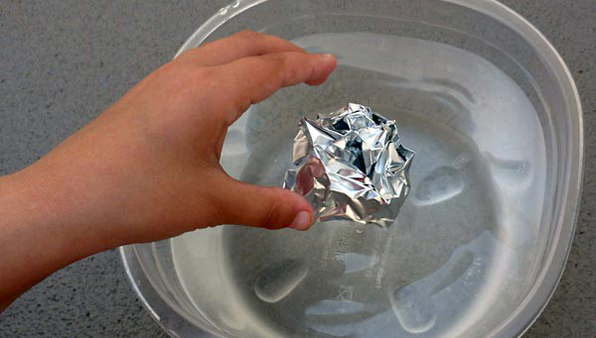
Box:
[284,104,414,227]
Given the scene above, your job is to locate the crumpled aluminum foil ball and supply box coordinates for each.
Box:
[283,103,415,228]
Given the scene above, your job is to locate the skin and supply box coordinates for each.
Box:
[0,30,337,310]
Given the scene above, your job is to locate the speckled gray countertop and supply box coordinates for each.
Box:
[0,1,594,337]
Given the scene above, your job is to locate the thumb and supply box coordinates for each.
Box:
[213,176,313,231]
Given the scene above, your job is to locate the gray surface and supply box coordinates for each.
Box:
[0,1,594,337]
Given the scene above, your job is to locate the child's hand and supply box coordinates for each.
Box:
[36,30,334,239]
[0,31,335,308]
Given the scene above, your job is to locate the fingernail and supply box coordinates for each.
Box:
[320,53,336,61]
[290,211,312,231]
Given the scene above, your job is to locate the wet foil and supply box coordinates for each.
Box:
[283,103,415,228]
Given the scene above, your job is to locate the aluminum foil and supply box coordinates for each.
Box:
[283,103,415,228]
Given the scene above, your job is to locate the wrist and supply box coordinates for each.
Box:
[0,171,76,305]
[0,164,115,269]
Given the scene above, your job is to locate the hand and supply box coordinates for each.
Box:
[0,30,336,308]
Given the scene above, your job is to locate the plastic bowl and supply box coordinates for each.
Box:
[120,1,582,338]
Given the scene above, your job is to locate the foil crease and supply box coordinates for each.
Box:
[283,103,415,228]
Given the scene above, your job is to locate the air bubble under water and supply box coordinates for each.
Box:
[414,166,464,206]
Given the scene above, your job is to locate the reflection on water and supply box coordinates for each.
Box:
[413,166,465,206]
[254,260,309,303]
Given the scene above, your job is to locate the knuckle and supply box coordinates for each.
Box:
[287,63,302,80]
[236,29,261,41]
[177,47,201,60]
[154,61,178,75]
[261,192,292,228]
[264,54,291,77]
[188,67,215,83]
[262,201,284,228]
[263,52,286,65]
[269,53,305,83]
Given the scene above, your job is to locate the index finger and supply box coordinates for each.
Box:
[215,52,337,124]
[177,30,306,67]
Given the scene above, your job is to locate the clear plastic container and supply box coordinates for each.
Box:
[120,1,583,338]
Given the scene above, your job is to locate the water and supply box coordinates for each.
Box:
[171,33,547,338]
